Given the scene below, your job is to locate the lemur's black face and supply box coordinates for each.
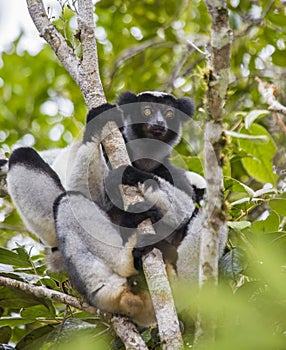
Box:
[139,102,176,140]
[118,91,194,146]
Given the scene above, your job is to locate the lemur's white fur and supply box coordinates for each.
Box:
[55,193,137,278]
[137,91,169,97]
[142,175,197,228]
[55,192,155,325]
[7,164,63,247]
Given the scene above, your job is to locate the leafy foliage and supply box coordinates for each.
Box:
[0,0,286,349]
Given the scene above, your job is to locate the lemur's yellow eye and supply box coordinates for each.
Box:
[144,107,152,116]
[166,109,174,118]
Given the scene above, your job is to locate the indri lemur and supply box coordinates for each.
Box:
[6,91,223,326]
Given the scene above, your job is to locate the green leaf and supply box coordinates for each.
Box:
[269,198,286,216]
[228,221,251,230]
[16,325,56,350]
[21,305,56,319]
[226,130,268,142]
[253,186,276,197]
[0,287,43,308]
[0,247,32,268]
[238,124,278,185]
[224,177,255,197]
[0,317,35,327]
[225,131,268,143]
[251,211,280,235]
[272,50,286,67]
[219,247,246,280]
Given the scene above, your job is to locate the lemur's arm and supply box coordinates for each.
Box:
[66,103,121,210]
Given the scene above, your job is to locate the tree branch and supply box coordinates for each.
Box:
[201,0,231,287]
[143,249,184,349]
[0,276,147,349]
[77,0,105,108]
[195,0,232,345]
[26,0,80,86]
[111,316,149,350]
[0,275,99,314]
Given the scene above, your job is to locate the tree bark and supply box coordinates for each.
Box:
[0,276,148,349]
[200,0,232,289]
[195,0,232,345]
[143,249,184,350]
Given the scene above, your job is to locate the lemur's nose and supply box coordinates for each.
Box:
[148,124,166,135]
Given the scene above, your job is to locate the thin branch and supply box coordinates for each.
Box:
[0,276,147,349]
[166,47,194,93]
[101,122,184,350]
[111,316,149,350]
[0,275,99,314]
[255,77,286,134]
[273,112,286,134]
[235,0,275,38]
[112,38,164,71]
[26,0,80,86]
[77,0,105,108]
[186,40,208,56]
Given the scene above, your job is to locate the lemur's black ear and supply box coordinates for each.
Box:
[177,97,195,121]
[117,91,138,105]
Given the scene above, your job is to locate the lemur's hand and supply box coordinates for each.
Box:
[84,103,123,142]
[106,165,153,188]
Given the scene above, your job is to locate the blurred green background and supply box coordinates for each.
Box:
[0,0,286,349]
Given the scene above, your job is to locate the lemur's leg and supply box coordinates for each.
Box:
[176,211,228,284]
[54,191,137,278]
[54,191,155,326]
[7,147,65,248]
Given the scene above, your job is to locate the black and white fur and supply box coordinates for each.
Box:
[101,91,207,271]
[6,91,225,325]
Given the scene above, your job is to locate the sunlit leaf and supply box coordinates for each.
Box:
[227,221,251,230]
[21,305,56,319]
[238,124,278,185]
[0,247,32,268]
[269,198,286,216]
[250,211,280,235]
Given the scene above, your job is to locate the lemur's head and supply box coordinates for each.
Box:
[117,91,194,146]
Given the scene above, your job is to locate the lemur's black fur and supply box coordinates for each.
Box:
[86,91,205,270]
